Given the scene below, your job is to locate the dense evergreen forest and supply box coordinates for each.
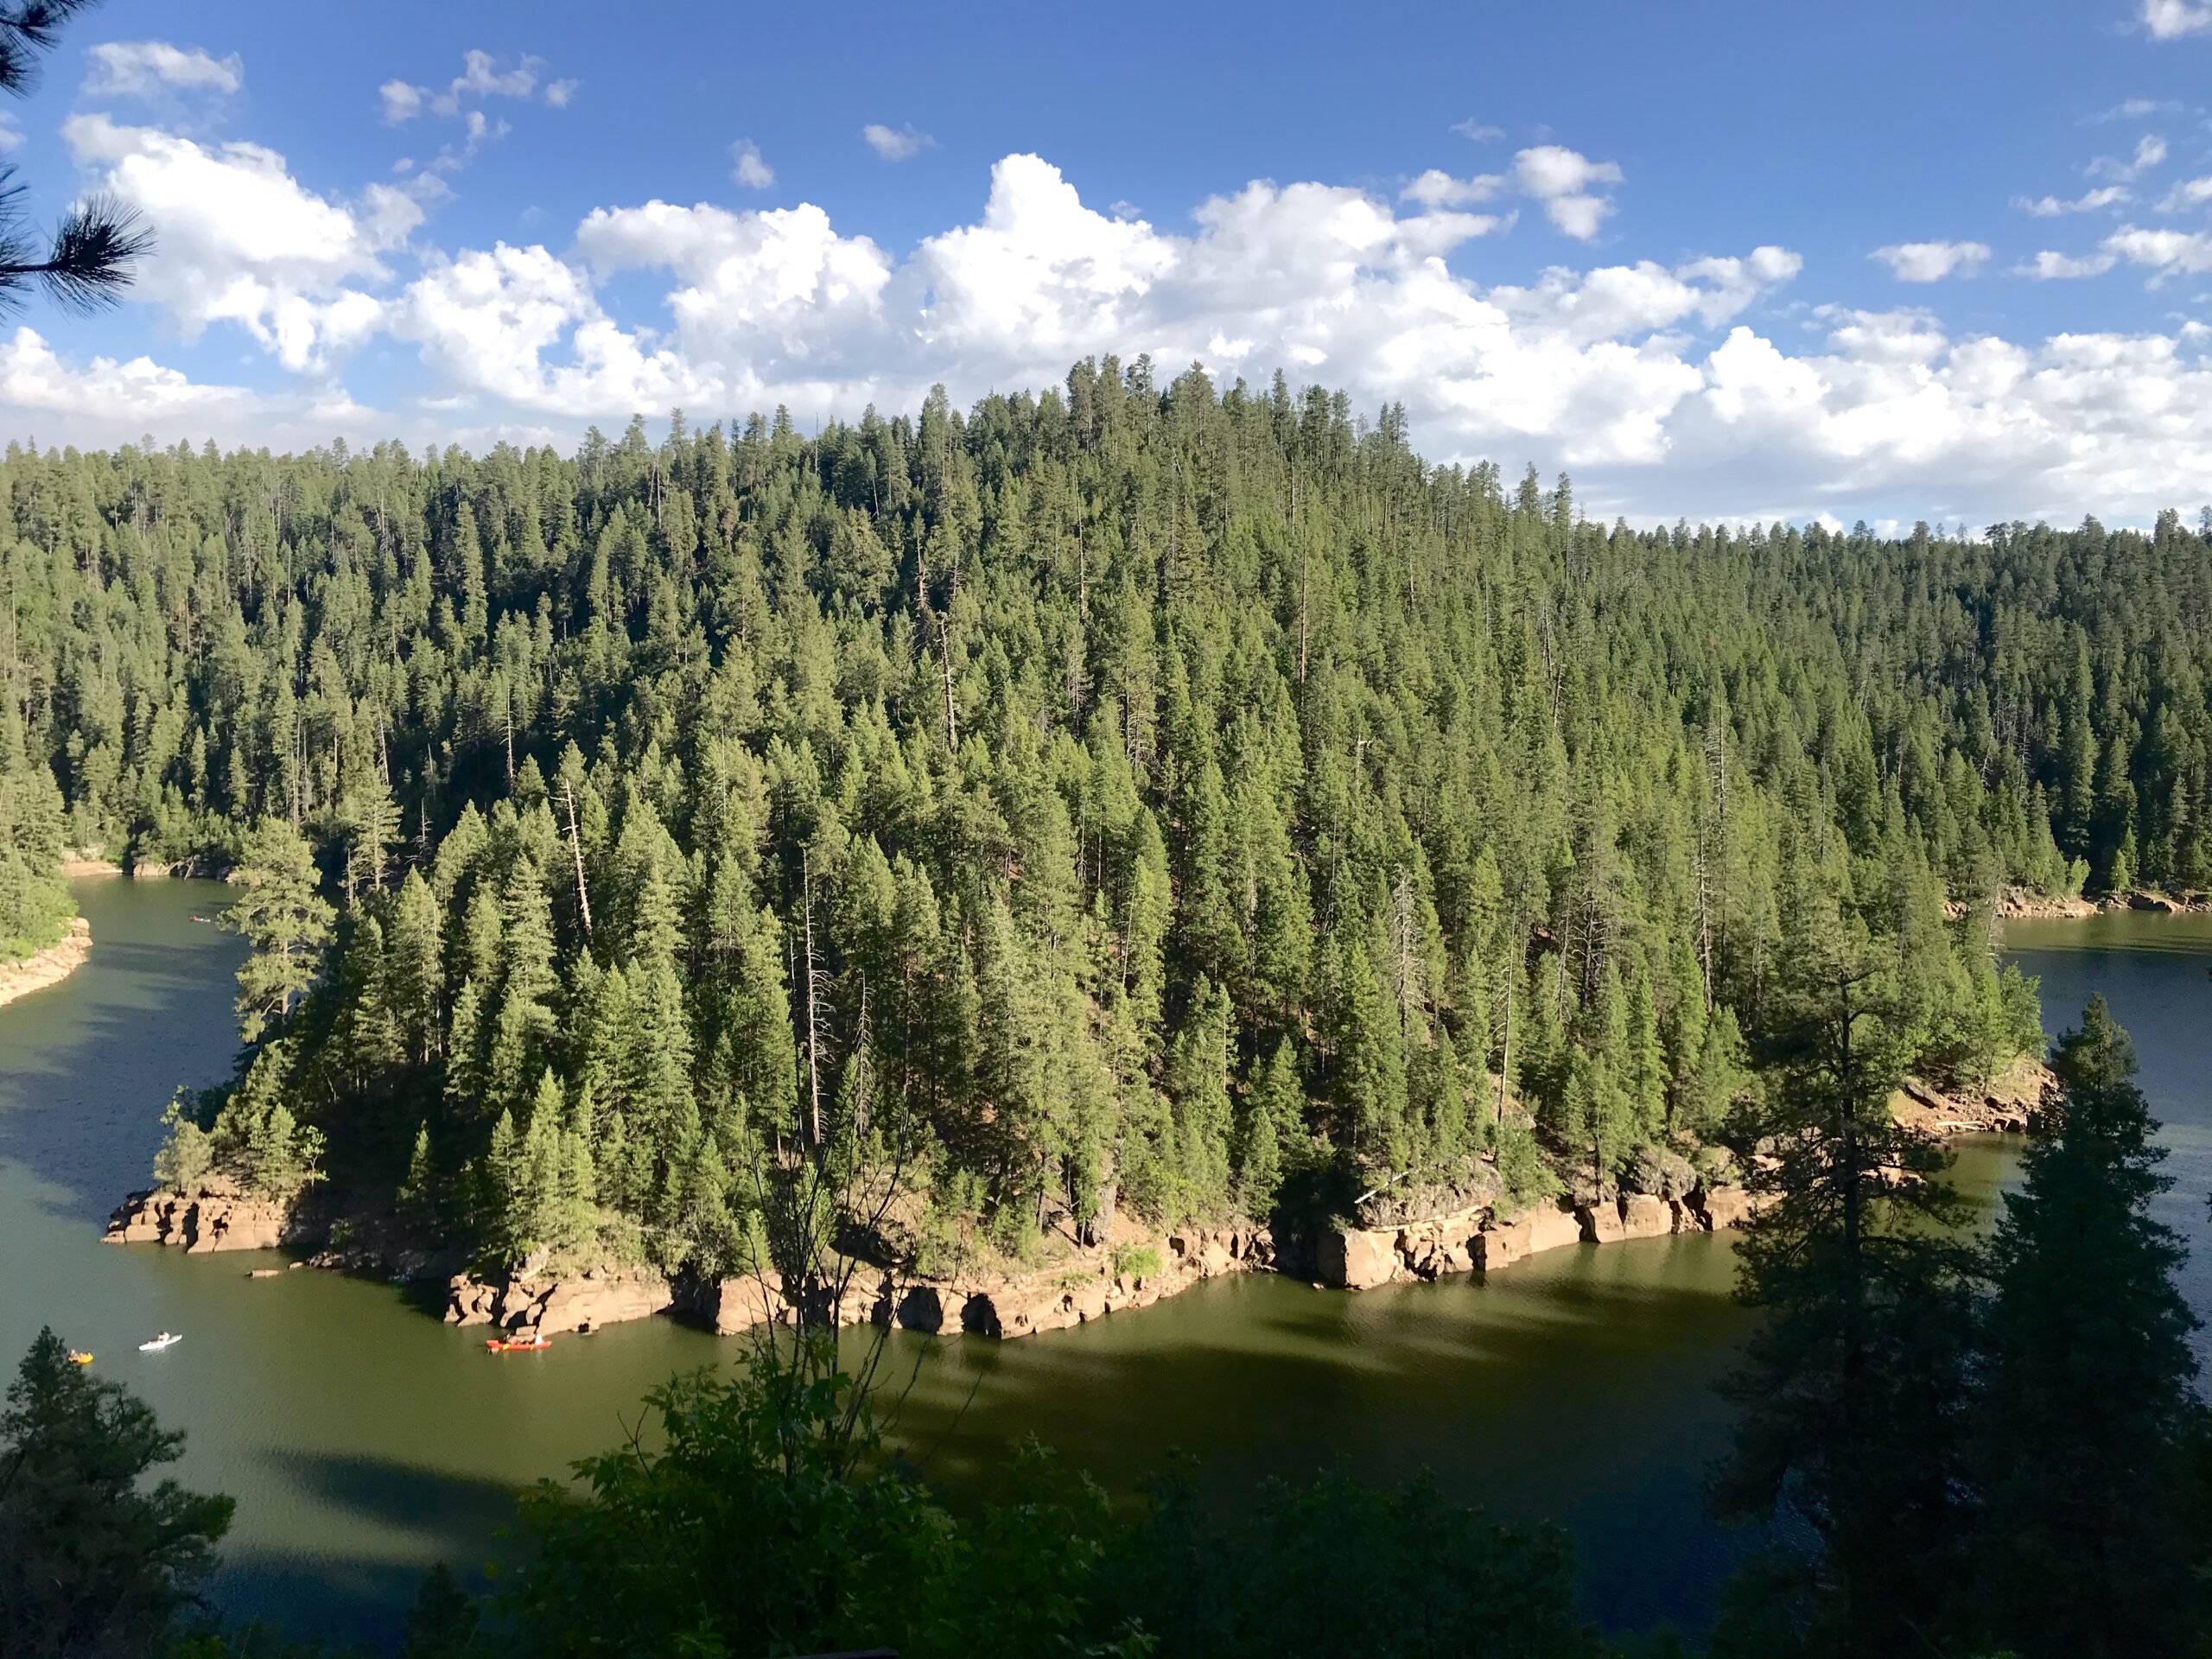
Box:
[2,358,2200,1276]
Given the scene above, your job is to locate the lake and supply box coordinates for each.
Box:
[0,879,2202,1649]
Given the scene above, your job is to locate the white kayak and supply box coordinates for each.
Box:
[137,1332,181,1352]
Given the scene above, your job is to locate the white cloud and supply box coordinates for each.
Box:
[2143,0,2212,38]
[861,123,932,161]
[1451,118,1503,142]
[83,41,242,99]
[2089,134,2169,181]
[0,113,19,154]
[0,326,252,424]
[2106,224,2212,275]
[25,131,2212,529]
[396,242,714,416]
[1816,306,1950,366]
[1510,145,1623,239]
[2089,95,2182,120]
[2159,175,2212,210]
[1491,247,1798,345]
[437,50,539,112]
[64,113,391,372]
[2016,249,2120,278]
[381,51,556,125]
[1401,168,1503,208]
[1872,239,1992,281]
[2016,185,2131,215]
[730,139,773,189]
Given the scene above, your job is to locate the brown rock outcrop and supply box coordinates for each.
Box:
[1523,1202,1585,1255]
[1890,1054,2056,1136]
[1578,1200,1625,1244]
[444,1268,677,1335]
[1472,1217,1530,1270]
[694,1273,791,1334]
[105,1178,288,1253]
[1318,1225,1399,1290]
[1688,1185,1755,1230]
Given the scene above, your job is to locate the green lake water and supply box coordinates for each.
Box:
[0,879,2204,1649]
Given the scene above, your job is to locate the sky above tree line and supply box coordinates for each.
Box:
[5,0,2212,529]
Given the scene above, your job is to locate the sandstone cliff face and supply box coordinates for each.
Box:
[443,1268,677,1335]
[0,915,90,1012]
[1317,1185,1760,1291]
[105,1177,289,1253]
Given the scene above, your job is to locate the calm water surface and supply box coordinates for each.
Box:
[0,880,2205,1648]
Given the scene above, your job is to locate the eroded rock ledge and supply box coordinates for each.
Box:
[440,1222,1277,1342]
[104,1176,292,1253]
[1315,1184,1762,1292]
[0,915,90,1011]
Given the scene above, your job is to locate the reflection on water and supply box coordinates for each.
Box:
[1,883,2206,1648]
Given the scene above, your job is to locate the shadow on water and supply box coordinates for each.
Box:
[213,1452,518,1651]
[851,1243,1757,1631]
[0,879,245,1221]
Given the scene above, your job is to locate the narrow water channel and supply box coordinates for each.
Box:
[0,880,2202,1648]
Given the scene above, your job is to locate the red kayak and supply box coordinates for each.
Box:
[485,1334,550,1352]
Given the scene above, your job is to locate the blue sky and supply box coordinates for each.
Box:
[6,0,2212,525]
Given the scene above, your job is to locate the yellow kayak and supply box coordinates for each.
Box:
[67,1351,92,1365]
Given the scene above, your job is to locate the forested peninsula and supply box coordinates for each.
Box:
[9,358,2205,1326]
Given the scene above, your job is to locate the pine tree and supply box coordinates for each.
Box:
[225,816,335,1042]
[1711,890,1976,1656]
[0,1330,233,1658]
[1962,998,2202,1659]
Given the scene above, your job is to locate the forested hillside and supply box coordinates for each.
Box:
[1,357,2196,1276]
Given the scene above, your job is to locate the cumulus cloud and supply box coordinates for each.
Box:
[380,51,567,124]
[862,123,933,161]
[2143,0,2212,38]
[1872,240,1991,281]
[2016,185,2131,215]
[83,41,242,99]
[64,113,392,372]
[0,326,252,424]
[2159,175,2212,210]
[23,120,2212,527]
[1511,144,1624,239]
[1400,168,1503,208]
[2016,249,2120,278]
[730,139,773,189]
[2089,134,2169,181]
[1450,118,1503,142]
[2105,224,2212,275]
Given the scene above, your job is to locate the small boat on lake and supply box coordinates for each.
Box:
[137,1332,181,1352]
[67,1351,92,1365]
[485,1333,550,1353]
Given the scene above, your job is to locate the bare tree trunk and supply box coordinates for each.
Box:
[563,782,594,940]
[803,853,825,1147]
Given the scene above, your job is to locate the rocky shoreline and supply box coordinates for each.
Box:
[103,1064,2058,1346]
[1983,884,2207,921]
[0,915,91,1012]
